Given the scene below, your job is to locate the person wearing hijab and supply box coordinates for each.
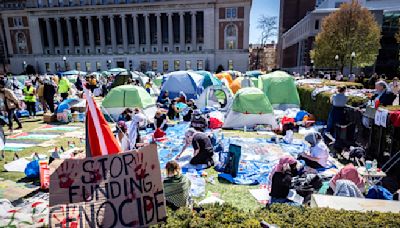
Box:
[163,160,191,210]
[299,132,330,169]
[329,164,365,194]
[269,156,299,204]
[371,80,396,106]
[23,81,36,118]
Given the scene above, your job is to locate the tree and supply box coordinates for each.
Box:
[257,15,277,45]
[310,0,381,73]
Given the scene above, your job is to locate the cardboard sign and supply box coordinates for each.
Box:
[49,144,166,227]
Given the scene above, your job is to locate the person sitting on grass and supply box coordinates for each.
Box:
[269,156,300,205]
[167,99,181,120]
[154,109,168,131]
[118,108,133,122]
[176,128,214,168]
[328,164,365,195]
[298,132,330,169]
[163,160,191,210]
[190,110,208,132]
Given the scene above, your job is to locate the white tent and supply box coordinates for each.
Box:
[196,85,233,111]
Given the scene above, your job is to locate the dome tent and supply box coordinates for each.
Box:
[195,70,222,89]
[160,71,204,99]
[258,71,300,110]
[101,85,156,122]
[223,87,277,129]
[230,77,255,94]
[196,85,233,110]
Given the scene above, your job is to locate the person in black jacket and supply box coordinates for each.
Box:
[43,77,57,113]
[371,81,396,106]
[269,156,299,205]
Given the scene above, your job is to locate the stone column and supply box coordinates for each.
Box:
[144,13,150,51]
[98,16,106,53]
[66,17,74,52]
[191,11,196,51]
[179,12,185,51]
[76,16,84,53]
[133,14,139,52]
[45,18,54,54]
[156,13,162,52]
[56,17,64,54]
[109,15,117,53]
[87,16,95,54]
[167,12,173,51]
[121,14,128,53]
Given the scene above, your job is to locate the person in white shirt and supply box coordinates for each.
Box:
[127,108,146,148]
[389,77,399,105]
[116,121,130,152]
[298,132,330,169]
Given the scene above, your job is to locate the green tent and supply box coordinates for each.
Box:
[258,71,300,107]
[102,85,154,109]
[232,87,273,114]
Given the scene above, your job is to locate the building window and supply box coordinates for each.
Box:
[86,62,91,71]
[175,47,179,52]
[185,60,191,70]
[174,60,180,71]
[45,63,50,72]
[153,47,157,53]
[76,62,81,71]
[54,63,60,71]
[198,46,202,51]
[151,61,157,71]
[164,47,168,52]
[163,61,168,72]
[225,24,238,49]
[314,20,320,30]
[187,46,191,51]
[197,60,203,70]
[15,32,27,54]
[228,60,233,70]
[226,8,237,19]
[13,17,23,27]
[96,62,101,71]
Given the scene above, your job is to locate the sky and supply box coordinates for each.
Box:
[249,0,279,44]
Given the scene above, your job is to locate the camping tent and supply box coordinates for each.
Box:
[61,70,87,83]
[196,71,222,89]
[245,70,264,78]
[224,70,242,79]
[110,70,132,88]
[56,98,85,113]
[230,77,255,94]
[101,85,156,122]
[196,85,233,110]
[258,71,300,109]
[223,87,277,129]
[160,71,204,99]
[215,72,233,85]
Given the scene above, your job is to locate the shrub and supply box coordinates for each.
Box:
[153,204,400,227]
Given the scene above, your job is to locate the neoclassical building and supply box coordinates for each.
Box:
[1,0,251,74]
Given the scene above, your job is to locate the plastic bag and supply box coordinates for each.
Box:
[24,160,40,178]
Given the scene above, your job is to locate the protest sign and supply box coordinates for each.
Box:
[49,144,166,227]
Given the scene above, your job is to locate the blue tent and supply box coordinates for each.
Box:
[196,70,222,88]
[160,71,204,100]
[246,70,263,77]
[56,98,81,113]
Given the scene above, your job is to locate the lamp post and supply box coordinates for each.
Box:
[107,60,112,70]
[22,61,26,74]
[62,56,67,71]
[335,55,339,74]
[350,51,356,74]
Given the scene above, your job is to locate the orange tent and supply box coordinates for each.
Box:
[230,77,243,94]
[215,72,233,85]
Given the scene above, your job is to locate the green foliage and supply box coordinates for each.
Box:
[297,85,367,121]
[154,204,400,227]
[311,1,381,70]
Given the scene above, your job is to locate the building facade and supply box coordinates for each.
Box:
[1,0,251,74]
[279,0,400,76]
[248,43,276,71]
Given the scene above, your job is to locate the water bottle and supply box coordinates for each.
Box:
[372,159,378,172]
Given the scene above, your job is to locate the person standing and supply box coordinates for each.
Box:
[37,78,46,113]
[327,86,348,134]
[58,75,70,101]
[43,77,56,113]
[0,80,22,132]
[23,81,36,118]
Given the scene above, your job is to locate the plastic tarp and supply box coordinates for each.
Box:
[196,70,222,88]
[160,71,204,99]
[258,71,301,109]
[56,98,84,113]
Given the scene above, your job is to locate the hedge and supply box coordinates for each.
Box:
[154,204,400,227]
[297,85,367,121]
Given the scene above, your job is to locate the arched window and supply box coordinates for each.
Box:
[225,24,237,50]
[15,32,27,54]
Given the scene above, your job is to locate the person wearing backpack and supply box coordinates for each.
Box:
[0,79,22,132]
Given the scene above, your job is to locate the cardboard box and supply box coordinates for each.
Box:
[43,113,56,123]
